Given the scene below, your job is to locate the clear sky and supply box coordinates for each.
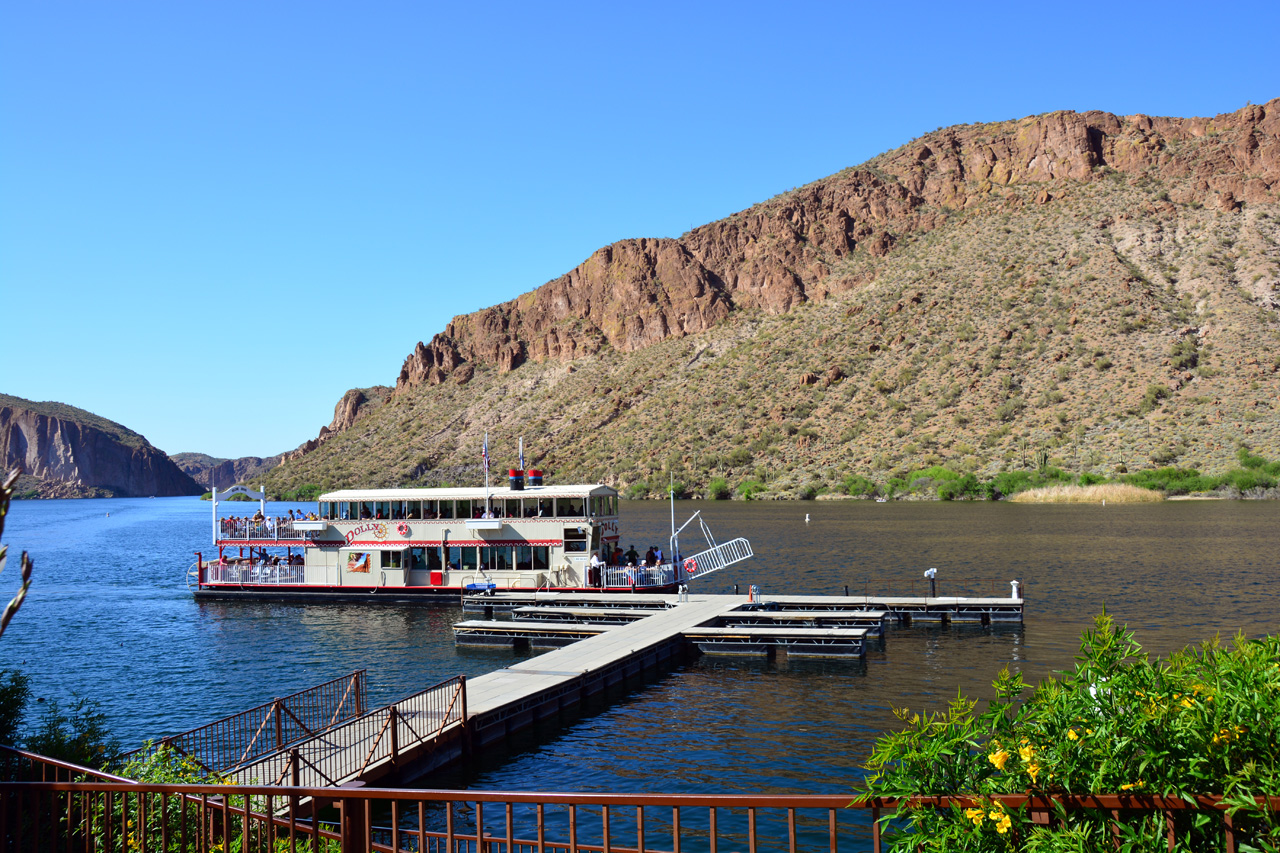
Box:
[2,1,1276,459]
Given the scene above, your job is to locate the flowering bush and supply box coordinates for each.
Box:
[855,614,1280,851]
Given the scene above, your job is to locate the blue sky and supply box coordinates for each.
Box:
[2,1,1276,459]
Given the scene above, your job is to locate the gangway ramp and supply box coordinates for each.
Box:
[683,537,753,580]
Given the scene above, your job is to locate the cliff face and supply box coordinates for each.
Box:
[170,452,284,489]
[267,100,1280,497]
[390,102,1279,393]
[1,398,203,498]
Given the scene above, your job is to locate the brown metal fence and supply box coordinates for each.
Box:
[229,675,467,787]
[118,670,367,774]
[3,745,1277,853]
[3,777,1278,853]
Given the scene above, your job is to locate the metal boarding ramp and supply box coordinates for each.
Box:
[682,537,753,580]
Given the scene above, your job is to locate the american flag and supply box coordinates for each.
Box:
[481,434,489,474]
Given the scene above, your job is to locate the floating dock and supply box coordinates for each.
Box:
[215,588,1022,788]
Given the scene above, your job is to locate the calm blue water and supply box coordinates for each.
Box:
[2,496,1278,797]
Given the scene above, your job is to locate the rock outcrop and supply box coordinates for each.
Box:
[170,452,283,489]
[270,100,1280,482]
[1,395,203,498]
[282,387,392,461]
[388,101,1279,394]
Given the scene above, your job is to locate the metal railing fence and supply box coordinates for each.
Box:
[200,562,308,585]
[4,774,1277,853]
[229,675,467,788]
[118,671,366,774]
[218,518,308,541]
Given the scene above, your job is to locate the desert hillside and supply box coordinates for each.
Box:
[263,101,1280,498]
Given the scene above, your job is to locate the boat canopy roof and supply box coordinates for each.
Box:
[318,484,617,502]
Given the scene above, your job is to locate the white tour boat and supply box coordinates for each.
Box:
[191,470,753,603]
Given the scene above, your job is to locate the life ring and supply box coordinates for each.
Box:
[397,522,410,537]
[684,558,697,574]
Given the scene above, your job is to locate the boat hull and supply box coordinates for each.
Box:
[192,582,679,605]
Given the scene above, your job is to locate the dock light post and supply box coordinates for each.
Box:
[924,567,938,598]
[1011,579,1021,600]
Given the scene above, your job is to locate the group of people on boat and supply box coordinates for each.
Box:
[215,548,304,567]
[219,510,316,537]
[591,544,668,570]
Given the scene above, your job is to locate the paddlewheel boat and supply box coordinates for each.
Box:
[191,471,753,603]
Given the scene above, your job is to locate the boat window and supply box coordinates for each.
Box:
[479,546,512,572]
[446,546,479,572]
[515,545,549,572]
[383,550,404,569]
[438,500,454,519]
[422,500,437,519]
[374,501,390,520]
[457,499,473,519]
[504,499,521,518]
[556,498,584,517]
[406,501,421,520]
[358,502,374,519]
[318,501,329,519]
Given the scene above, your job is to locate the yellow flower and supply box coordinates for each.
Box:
[1086,728,1094,735]
[1180,697,1194,709]
[964,807,985,825]
[1018,743,1035,763]
[1027,761,1041,782]
[1067,729,1079,741]
[988,749,1010,770]
[1120,780,1145,791]
[995,814,1013,834]
[989,807,1003,821]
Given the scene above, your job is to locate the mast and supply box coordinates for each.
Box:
[482,433,491,514]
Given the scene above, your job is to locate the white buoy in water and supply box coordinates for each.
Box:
[805,513,810,523]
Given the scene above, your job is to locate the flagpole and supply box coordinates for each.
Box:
[483,433,491,514]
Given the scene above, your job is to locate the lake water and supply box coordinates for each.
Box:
[2,496,1277,797]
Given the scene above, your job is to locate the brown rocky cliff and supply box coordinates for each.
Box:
[390,101,1278,398]
[1,405,203,497]
[283,386,392,460]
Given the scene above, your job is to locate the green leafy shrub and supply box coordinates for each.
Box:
[1077,472,1107,486]
[737,480,766,500]
[937,474,981,501]
[25,695,120,771]
[707,477,730,500]
[841,474,878,497]
[1238,448,1267,470]
[856,615,1280,851]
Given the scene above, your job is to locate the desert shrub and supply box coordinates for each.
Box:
[707,477,730,500]
[841,474,878,497]
[736,480,766,500]
[937,474,981,501]
[1220,469,1277,492]
[1238,448,1267,470]
[856,615,1280,851]
[1170,337,1199,370]
[623,481,650,500]
[910,466,960,485]
[1077,472,1107,486]
[1138,384,1171,414]
[1122,467,1214,495]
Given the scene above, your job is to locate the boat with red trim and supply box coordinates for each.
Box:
[190,470,753,603]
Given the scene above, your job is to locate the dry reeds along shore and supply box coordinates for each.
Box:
[1010,484,1164,503]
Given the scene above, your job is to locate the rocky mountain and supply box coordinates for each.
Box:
[263,100,1280,498]
[170,452,284,490]
[1,394,204,498]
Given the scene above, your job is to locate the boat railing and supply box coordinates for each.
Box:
[601,563,675,589]
[217,518,309,541]
[202,561,307,585]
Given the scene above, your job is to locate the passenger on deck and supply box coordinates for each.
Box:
[624,544,640,565]
[611,545,623,565]
[644,547,657,567]
[360,506,372,519]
